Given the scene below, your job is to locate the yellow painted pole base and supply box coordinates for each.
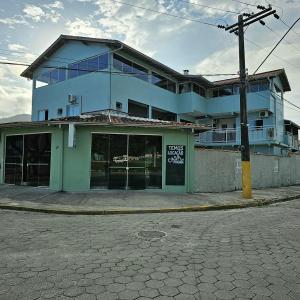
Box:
[242,161,252,199]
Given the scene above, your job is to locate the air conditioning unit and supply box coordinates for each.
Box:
[259,111,269,118]
[68,94,78,104]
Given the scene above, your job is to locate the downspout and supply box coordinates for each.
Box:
[108,43,124,123]
[60,124,64,191]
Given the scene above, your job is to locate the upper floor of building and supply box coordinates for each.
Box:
[20,35,298,153]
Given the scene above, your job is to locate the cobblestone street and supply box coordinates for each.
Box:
[0,200,299,300]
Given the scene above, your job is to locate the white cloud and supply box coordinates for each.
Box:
[23,2,63,23]
[44,1,64,10]
[8,43,27,51]
[65,18,108,38]
[23,5,45,22]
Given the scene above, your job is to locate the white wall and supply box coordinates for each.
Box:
[194,149,300,192]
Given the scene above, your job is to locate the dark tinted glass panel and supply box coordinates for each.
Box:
[109,168,127,189]
[109,135,127,167]
[78,60,89,76]
[128,136,145,168]
[128,135,145,189]
[128,168,145,190]
[145,136,162,189]
[5,134,51,186]
[132,63,148,81]
[99,53,108,70]
[128,100,149,118]
[23,134,51,186]
[88,57,99,72]
[69,63,79,78]
[90,134,109,188]
[5,135,23,184]
[219,87,233,96]
[152,108,177,121]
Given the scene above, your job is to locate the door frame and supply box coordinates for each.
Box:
[90,132,163,190]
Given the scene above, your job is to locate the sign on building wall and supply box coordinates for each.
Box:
[166,145,185,185]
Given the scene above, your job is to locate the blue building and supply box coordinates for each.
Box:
[21,35,299,156]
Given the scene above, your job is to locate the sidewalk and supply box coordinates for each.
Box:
[0,184,299,215]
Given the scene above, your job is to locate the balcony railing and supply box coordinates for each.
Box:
[195,126,277,145]
[284,132,299,150]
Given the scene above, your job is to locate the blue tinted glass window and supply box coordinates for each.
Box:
[78,60,88,76]
[38,72,50,84]
[69,63,79,79]
[88,57,99,72]
[58,68,66,81]
[50,69,59,84]
[132,63,148,81]
[99,53,108,70]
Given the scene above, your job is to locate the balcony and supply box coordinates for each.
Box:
[284,132,299,150]
[195,126,277,146]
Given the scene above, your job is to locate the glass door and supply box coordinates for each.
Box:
[108,134,128,189]
[90,134,162,190]
[4,134,51,186]
[5,135,23,185]
[128,135,146,189]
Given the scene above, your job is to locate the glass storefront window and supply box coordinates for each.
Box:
[5,134,51,186]
[90,134,162,190]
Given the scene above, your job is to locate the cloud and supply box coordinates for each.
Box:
[0,15,29,27]
[0,66,31,118]
[23,5,45,22]
[8,44,27,51]
[65,18,108,38]
[23,2,63,23]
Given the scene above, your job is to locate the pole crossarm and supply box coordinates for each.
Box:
[229,10,276,33]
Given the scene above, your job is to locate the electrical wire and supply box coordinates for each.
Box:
[263,24,300,54]
[0,60,237,77]
[245,37,300,72]
[173,0,240,15]
[109,0,219,27]
[253,17,300,74]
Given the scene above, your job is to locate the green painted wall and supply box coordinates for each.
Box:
[0,124,195,193]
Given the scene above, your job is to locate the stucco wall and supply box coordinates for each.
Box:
[194,148,300,192]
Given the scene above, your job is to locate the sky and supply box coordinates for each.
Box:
[0,0,299,124]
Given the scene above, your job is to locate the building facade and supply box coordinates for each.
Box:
[21,35,299,156]
[0,115,198,192]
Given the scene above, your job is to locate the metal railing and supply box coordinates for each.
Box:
[284,132,299,150]
[195,126,277,145]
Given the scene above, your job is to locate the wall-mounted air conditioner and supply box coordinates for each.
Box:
[259,111,269,118]
[68,94,78,104]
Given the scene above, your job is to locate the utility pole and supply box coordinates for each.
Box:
[222,6,278,199]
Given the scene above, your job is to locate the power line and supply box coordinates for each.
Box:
[278,18,300,40]
[110,0,219,27]
[174,0,240,15]
[263,24,300,54]
[245,37,300,72]
[253,17,300,74]
[231,0,256,8]
[0,60,237,77]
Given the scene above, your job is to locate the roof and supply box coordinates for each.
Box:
[284,119,300,129]
[213,69,291,92]
[0,112,208,130]
[20,35,212,86]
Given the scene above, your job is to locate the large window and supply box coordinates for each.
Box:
[152,72,176,93]
[68,52,109,79]
[90,134,162,189]
[152,107,177,121]
[5,134,51,186]
[113,54,148,82]
[128,100,149,118]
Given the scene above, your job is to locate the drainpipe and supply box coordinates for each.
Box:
[108,43,124,123]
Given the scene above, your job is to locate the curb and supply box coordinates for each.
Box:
[0,195,299,215]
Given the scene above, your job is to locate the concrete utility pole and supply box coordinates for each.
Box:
[223,6,278,199]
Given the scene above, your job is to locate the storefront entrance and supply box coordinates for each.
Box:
[4,133,51,186]
[90,134,162,189]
